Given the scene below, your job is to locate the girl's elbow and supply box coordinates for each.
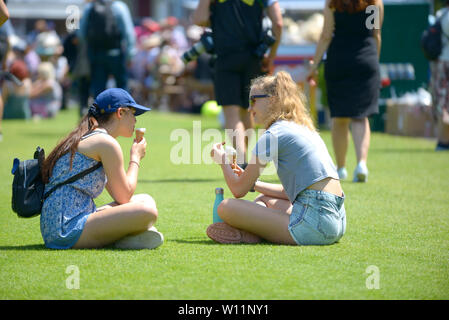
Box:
[114,195,131,205]
[231,188,247,199]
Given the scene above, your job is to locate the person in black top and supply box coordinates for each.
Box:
[308,0,383,183]
[192,0,282,167]
[0,0,10,142]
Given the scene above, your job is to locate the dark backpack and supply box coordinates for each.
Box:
[11,147,103,218]
[86,0,122,51]
[421,9,449,61]
[11,147,45,218]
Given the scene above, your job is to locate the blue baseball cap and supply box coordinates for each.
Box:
[93,88,151,116]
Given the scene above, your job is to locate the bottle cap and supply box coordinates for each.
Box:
[215,187,224,194]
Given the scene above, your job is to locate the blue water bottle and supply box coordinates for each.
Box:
[213,187,224,223]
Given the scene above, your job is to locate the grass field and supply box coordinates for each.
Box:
[0,108,448,300]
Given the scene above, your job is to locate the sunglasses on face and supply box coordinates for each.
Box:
[249,94,270,107]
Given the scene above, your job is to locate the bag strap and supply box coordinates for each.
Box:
[43,162,103,200]
[81,129,108,140]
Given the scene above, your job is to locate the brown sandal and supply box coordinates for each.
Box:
[206,222,262,244]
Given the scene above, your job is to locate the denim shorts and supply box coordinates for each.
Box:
[288,189,346,245]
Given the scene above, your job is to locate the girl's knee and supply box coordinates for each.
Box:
[217,198,236,220]
[132,193,156,206]
[132,194,158,225]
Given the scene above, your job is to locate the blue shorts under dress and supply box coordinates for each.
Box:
[288,189,346,246]
[40,152,106,249]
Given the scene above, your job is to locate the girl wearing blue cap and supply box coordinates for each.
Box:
[40,88,163,249]
[208,71,345,246]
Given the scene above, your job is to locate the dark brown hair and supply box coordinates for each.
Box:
[329,0,376,13]
[41,112,113,183]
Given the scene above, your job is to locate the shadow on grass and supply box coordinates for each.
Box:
[139,178,222,183]
[370,147,436,154]
[0,244,47,251]
[170,239,274,246]
[22,132,67,139]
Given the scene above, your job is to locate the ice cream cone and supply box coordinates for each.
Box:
[136,128,146,142]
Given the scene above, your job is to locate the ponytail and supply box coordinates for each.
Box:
[41,108,112,183]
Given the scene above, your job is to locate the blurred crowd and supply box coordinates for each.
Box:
[0,14,215,121]
[128,16,214,114]
[1,19,66,120]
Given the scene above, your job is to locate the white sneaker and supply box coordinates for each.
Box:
[337,167,347,180]
[353,162,368,182]
[114,226,164,250]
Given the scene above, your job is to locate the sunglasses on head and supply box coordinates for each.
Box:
[249,94,270,107]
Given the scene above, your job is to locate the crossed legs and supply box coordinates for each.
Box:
[216,194,296,245]
[73,194,158,249]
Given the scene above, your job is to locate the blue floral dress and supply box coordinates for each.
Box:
[40,143,106,249]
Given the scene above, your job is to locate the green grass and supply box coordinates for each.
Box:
[0,108,448,300]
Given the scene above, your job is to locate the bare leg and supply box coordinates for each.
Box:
[331,117,351,169]
[223,105,248,164]
[217,196,296,245]
[351,117,371,163]
[73,194,158,249]
[241,107,254,159]
[254,194,293,214]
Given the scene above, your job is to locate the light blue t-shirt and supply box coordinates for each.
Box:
[253,120,339,203]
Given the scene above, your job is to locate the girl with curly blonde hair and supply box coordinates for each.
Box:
[207,71,345,246]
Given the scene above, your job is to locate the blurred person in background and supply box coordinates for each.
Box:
[134,18,160,45]
[161,16,189,54]
[129,32,162,105]
[79,0,136,97]
[2,59,31,119]
[26,20,48,49]
[30,61,62,118]
[308,0,383,182]
[192,0,283,168]
[0,0,8,27]
[63,31,91,117]
[0,0,10,141]
[35,31,69,110]
[430,0,449,151]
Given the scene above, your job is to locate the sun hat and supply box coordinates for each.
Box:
[35,31,61,56]
[90,88,151,117]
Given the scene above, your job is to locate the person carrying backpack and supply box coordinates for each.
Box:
[429,1,449,151]
[78,0,136,97]
[39,88,163,250]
